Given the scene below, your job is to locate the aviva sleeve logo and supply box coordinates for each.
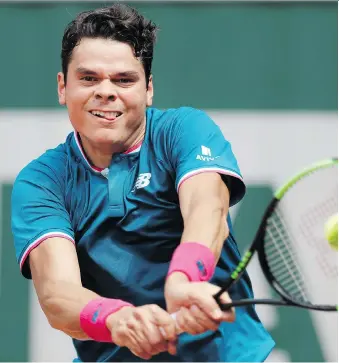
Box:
[201,145,211,156]
[196,145,220,162]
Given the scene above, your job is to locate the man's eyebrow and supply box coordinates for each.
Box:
[114,71,140,78]
[75,68,139,78]
[75,67,98,75]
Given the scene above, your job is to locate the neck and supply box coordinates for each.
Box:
[78,120,146,169]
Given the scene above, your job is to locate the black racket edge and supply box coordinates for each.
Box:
[218,299,337,312]
[213,198,279,304]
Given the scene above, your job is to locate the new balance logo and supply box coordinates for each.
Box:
[132,173,151,192]
[196,145,220,162]
[201,145,211,156]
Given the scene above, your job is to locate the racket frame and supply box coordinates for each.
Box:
[213,158,338,312]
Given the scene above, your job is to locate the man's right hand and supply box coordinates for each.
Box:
[106,304,177,360]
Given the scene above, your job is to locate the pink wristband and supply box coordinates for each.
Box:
[80,297,133,342]
[167,242,216,282]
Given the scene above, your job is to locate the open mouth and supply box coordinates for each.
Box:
[89,110,122,121]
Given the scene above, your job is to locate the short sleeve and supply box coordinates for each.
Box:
[11,161,74,278]
[167,108,246,206]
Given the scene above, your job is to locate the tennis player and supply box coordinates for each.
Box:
[11,4,275,362]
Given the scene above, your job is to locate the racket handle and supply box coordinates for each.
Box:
[213,276,234,302]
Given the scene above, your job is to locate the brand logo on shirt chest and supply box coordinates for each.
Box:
[132,173,152,192]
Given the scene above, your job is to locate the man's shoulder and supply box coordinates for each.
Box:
[148,106,203,125]
[15,133,74,183]
[147,107,208,139]
[147,107,215,145]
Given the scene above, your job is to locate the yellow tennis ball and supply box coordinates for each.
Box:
[325,214,338,250]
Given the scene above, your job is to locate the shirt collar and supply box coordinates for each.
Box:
[72,131,143,173]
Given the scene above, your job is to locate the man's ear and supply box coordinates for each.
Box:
[57,72,66,105]
[146,75,154,107]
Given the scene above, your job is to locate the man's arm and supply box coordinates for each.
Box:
[30,237,177,358]
[29,237,99,340]
[165,172,234,334]
[178,172,230,259]
[13,160,177,357]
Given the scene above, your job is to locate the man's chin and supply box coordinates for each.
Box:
[91,129,118,142]
[83,129,126,148]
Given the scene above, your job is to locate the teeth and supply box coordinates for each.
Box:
[90,111,121,119]
[92,111,105,118]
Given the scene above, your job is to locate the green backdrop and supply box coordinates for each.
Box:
[0,1,337,361]
[0,1,337,109]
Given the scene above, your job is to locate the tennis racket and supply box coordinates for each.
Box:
[211,157,338,312]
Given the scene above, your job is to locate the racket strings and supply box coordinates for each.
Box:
[263,164,338,306]
[298,194,338,279]
[265,211,309,303]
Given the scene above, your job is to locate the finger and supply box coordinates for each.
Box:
[152,341,169,355]
[140,317,167,355]
[128,317,154,355]
[149,304,177,343]
[130,337,153,359]
[168,341,177,356]
[217,292,236,322]
[189,284,226,321]
[189,304,219,331]
[135,306,170,356]
[128,334,152,360]
[130,348,152,360]
[142,318,165,347]
[118,328,151,360]
[176,306,206,335]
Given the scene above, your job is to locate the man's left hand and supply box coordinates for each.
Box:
[164,272,235,335]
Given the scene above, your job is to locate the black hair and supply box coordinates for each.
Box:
[61,3,158,86]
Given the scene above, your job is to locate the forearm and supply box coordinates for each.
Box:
[180,197,228,260]
[37,280,99,339]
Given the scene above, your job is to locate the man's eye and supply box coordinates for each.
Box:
[117,79,133,84]
[81,76,97,82]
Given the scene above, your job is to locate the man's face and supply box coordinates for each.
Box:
[58,38,153,148]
